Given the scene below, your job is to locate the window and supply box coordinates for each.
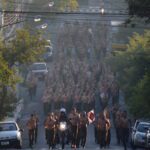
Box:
[0,123,17,131]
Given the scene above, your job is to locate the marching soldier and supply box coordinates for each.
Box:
[44,114,50,143]
[120,111,130,150]
[97,112,107,149]
[33,113,39,144]
[53,112,60,146]
[104,110,111,147]
[69,107,80,149]
[44,113,56,149]
[26,72,38,100]
[42,90,50,115]
[27,114,36,148]
[94,114,99,144]
[79,112,89,148]
[115,110,122,145]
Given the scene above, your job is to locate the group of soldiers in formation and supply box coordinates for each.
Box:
[41,60,119,115]
[25,59,130,149]
[26,105,131,150]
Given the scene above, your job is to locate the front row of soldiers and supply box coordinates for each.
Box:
[26,108,111,149]
[26,108,130,150]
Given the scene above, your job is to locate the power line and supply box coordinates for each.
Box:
[18,17,150,29]
[0,12,149,29]
[0,10,130,15]
[0,12,145,30]
[0,14,149,30]
[1,9,150,16]
[17,14,150,29]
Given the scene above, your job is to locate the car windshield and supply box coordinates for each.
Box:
[137,123,150,133]
[32,64,46,70]
[0,123,17,131]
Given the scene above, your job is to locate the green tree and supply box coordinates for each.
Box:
[0,29,46,119]
[127,0,150,19]
[1,0,15,13]
[55,0,78,11]
[4,29,46,67]
[130,74,150,118]
[107,30,150,118]
[0,51,18,118]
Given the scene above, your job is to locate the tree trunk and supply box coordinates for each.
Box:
[0,85,7,119]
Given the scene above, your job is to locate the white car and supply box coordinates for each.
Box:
[31,62,48,79]
[34,15,42,22]
[0,121,23,149]
[40,23,48,29]
[36,23,48,30]
[131,120,150,149]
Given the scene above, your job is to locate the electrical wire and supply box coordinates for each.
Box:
[0,14,148,30]
[18,14,150,28]
[1,9,150,17]
[0,10,129,15]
